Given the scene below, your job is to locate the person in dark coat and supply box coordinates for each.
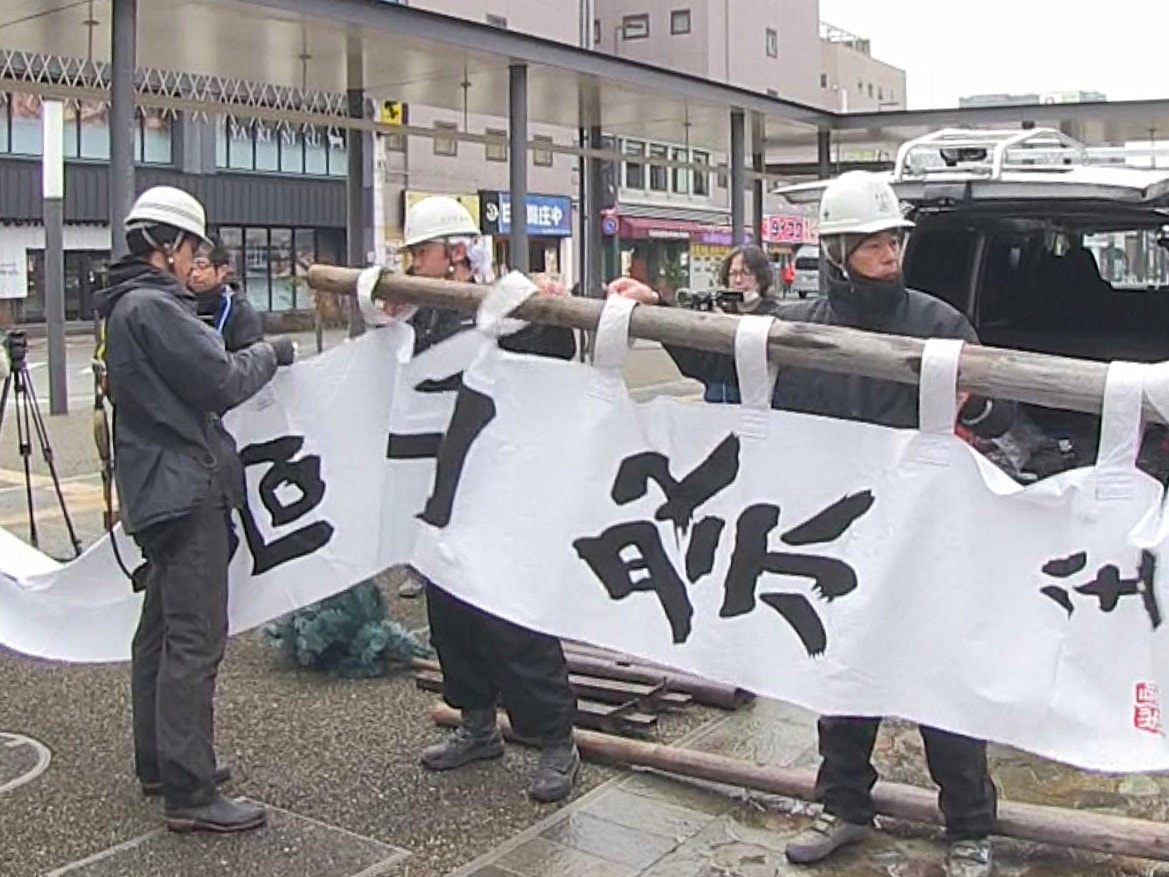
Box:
[93,186,296,833]
[608,171,1009,877]
[385,195,580,803]
[189,240,264,352]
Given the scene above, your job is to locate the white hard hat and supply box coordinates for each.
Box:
[403,195,479,247]
[818,171,914,237]
[125,186,211,244]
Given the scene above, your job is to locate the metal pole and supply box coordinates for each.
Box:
[817,129,832,180]
[508,64,530,274]
[751,113,765,248]
[346,36,366,338]
[43,101,67,415]
[730,109,745,247]
[109,0,137,261]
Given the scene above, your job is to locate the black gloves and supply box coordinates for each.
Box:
[269,337,296,366]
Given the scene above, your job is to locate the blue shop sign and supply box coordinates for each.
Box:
[480,192,573,237]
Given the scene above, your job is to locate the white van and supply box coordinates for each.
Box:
[791,244,820,299]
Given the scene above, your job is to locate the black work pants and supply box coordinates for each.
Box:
[815,716,997,840]
[130,501,231,808]
[426,582,576,743]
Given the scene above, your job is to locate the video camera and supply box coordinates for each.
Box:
[2,331,27,371]
[674,288,746,312]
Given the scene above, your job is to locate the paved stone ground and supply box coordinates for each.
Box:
[451,702,1169,877]
[7,332,1169,876]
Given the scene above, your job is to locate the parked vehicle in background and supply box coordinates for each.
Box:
[791,244,820,299]
[779,127,1169,478]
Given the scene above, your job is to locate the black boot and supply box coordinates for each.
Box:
[141,762,231,798]
[164,792,266,833]
[420,707,505,771]
[528,736,580,803]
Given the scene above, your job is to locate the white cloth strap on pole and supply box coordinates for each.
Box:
[733,315,777,438]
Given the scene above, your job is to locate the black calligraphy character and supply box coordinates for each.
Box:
[573,522,693,643]
[613,434,740,534]
[574,435,741,642]
[237,436,335,576]
[720,492,875,658]
[418,385,496,528]
[1039,550,1161,630]
[386,372,465,461]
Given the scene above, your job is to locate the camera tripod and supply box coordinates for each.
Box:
[0,333,82,558]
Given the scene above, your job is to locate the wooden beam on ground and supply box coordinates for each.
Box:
[413,668,659,737]
[431,705,1169,864]
[305,266,1169,425]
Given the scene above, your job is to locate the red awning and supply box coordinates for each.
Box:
[618,217,702,240]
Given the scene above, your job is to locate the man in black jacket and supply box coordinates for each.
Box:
[386,195,580,803]
[189,241,264,352]
[94,186,296,833]
[609,172,1007,877]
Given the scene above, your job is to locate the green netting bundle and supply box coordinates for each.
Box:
[262,580,433,678]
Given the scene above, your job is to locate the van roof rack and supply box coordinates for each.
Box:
[892,127,1089,182]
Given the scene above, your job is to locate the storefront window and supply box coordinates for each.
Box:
[327,128,347,176]
[215,116,228,168]
[269,229,295,311]
[304,126,328,175]
[210,226,333,312]
[244,227,270,310]
[79,100,110,159]
[0,94,8,152]
[280,126,303,173]
[255,121,279,171]
[10,92,42,155]
[228,118,254,170]
[141,109,172,164]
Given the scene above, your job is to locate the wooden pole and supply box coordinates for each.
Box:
[305,265,1168,425]
[430,705,1169,863]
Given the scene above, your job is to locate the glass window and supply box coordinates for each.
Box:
[878,86,884,101]
[11,92,42,155]
[622,13,649,39]
[670,9,691,34]
[433,121,458,157]
[141,109,171,164]
[326,127,347,176]
[649,144,668,192]
[227,118,253,170]
[622,139,645,189]
[254,120,279,171]
[766,28,778,58]
[279,125,303,173]
[819,73,828,89]
[294,228,316,294]
[671,146,689,194]
[867,83,874,98]
[269,228,295,311]
[0,95,8,153]
[218,227,244,281]
[593,18,601,45]
[485,13,507,27]
[485,127,508,162]
[533,134,554,168]
[244,227,270,311]
[304,126,328,175]
[79,100,109,159]
[215,115,228,168]
[61,102,79,159]
[692,149,710,197]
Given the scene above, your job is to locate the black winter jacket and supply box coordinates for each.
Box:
[667,269,1014,435]
[196,285,265,352]
[94,260,278,534]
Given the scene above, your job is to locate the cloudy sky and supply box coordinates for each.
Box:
[819,0,1167,109]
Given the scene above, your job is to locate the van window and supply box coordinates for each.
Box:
[904,230,977,314]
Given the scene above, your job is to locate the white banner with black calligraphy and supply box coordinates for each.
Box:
[0,323,476,663]
[412,298,1169,771]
